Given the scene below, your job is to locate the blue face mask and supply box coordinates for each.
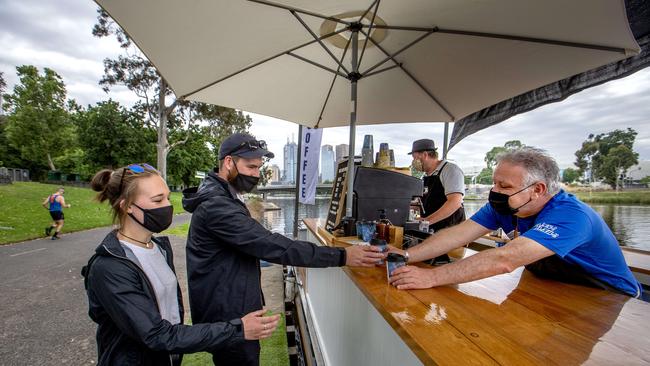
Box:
[488,183,535,215]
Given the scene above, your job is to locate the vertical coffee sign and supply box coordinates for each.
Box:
[298,127,323,204]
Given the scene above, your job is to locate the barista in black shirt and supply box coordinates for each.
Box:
[409,139,465,232]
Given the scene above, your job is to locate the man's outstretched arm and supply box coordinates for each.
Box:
[390,236,554,289]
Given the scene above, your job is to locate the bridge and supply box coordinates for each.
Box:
[256,184,333,198]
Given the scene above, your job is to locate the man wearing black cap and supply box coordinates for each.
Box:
[182,133,384,366]
[409,138,465,232]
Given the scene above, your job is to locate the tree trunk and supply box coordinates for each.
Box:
[47,152,56,171]
[156,79,169,181]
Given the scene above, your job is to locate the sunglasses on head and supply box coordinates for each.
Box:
[224,139,267,157]
[118,163,158,194]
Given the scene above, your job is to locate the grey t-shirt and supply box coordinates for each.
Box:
[429,160,465,196]
[120,240,181,325]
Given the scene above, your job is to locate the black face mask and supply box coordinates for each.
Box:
[229,163,260,193]
[129,204,174,233]
[488,183,535,215]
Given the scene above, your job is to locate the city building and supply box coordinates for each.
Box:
[269,164,281,183]
[320,144,335,183]
[335,144,349,163]
[283,135,298,183]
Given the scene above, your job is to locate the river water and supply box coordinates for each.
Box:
[262,197,650,251]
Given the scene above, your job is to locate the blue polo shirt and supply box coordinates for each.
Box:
[470,190,641,297]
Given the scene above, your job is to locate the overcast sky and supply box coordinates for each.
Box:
[2,0,648,173]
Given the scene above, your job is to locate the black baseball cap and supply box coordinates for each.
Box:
[218,133,275,160]
[408,139,437,155]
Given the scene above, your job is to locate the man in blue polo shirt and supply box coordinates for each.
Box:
[389,147,641,298]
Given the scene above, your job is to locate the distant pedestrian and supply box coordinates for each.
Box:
[42,186,71,240]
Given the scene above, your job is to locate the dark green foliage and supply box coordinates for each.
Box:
[73,100,156,178]
[484,140,524,169]
[2,66,77,179]
[574,128,639,188]
[562,167,580,183]
[166,125,214,188]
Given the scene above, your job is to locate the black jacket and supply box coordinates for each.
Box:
[182,172,345,324]
[82,231,243,366]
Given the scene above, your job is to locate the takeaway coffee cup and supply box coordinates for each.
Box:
[386,253,407,282]
[370,237,388,264]
[356,221,376,242]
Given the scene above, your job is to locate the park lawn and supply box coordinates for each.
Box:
[0,182,184,245]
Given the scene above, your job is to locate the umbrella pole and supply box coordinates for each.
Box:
[293,124,303,239]
[345,26,360,218]
[443,122,449,159]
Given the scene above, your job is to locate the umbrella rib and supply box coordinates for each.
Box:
[363,63,401,78]
[370,25,436,32]
[287,52,348,78]
[362,29,436,76]
[316,36,353,128]
[436,28,627,54]
[358,0,381,68]
[360,29,456,121]
[247,0,351,25]
[181,27,350,99]
[291,11,351,75]
[359,0,379,22]
[370,24,627,54]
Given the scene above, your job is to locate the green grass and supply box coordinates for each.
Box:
[164,222,190,237]
[571,189,650,205]
[0,182,184,244]
[181,314,289,366]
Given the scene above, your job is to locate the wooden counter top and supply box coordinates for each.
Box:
[302,218,650,365]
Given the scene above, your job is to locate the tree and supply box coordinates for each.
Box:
[574,128,639,189]
[92,10,252,181]
[3,66,76,175]
[476,167,494,185]
[574,135,599,182]
[0,71,6,110]
[484,140,524,169]
[598,145,638,189]
[74,100,156,176]
[166,125,214,188]
[562,167,580,184]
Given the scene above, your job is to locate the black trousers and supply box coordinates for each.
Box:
[212,339,260,366]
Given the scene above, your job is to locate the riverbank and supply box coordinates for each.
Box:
[464,189,650,205]
[569,189,650,205]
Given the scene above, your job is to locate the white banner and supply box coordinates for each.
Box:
[298,127,323,204]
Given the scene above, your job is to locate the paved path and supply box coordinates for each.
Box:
[0,214,286,366]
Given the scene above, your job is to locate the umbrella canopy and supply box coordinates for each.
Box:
[96,0,639,129]
[97,0,640,221]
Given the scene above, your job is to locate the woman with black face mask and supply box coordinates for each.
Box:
[81,164,279,366]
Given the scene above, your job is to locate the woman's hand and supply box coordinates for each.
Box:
[241,309,280,340]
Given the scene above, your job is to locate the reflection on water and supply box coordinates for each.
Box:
[263,198,650,251]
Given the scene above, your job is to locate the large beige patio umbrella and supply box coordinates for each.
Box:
[96,0,640,219]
